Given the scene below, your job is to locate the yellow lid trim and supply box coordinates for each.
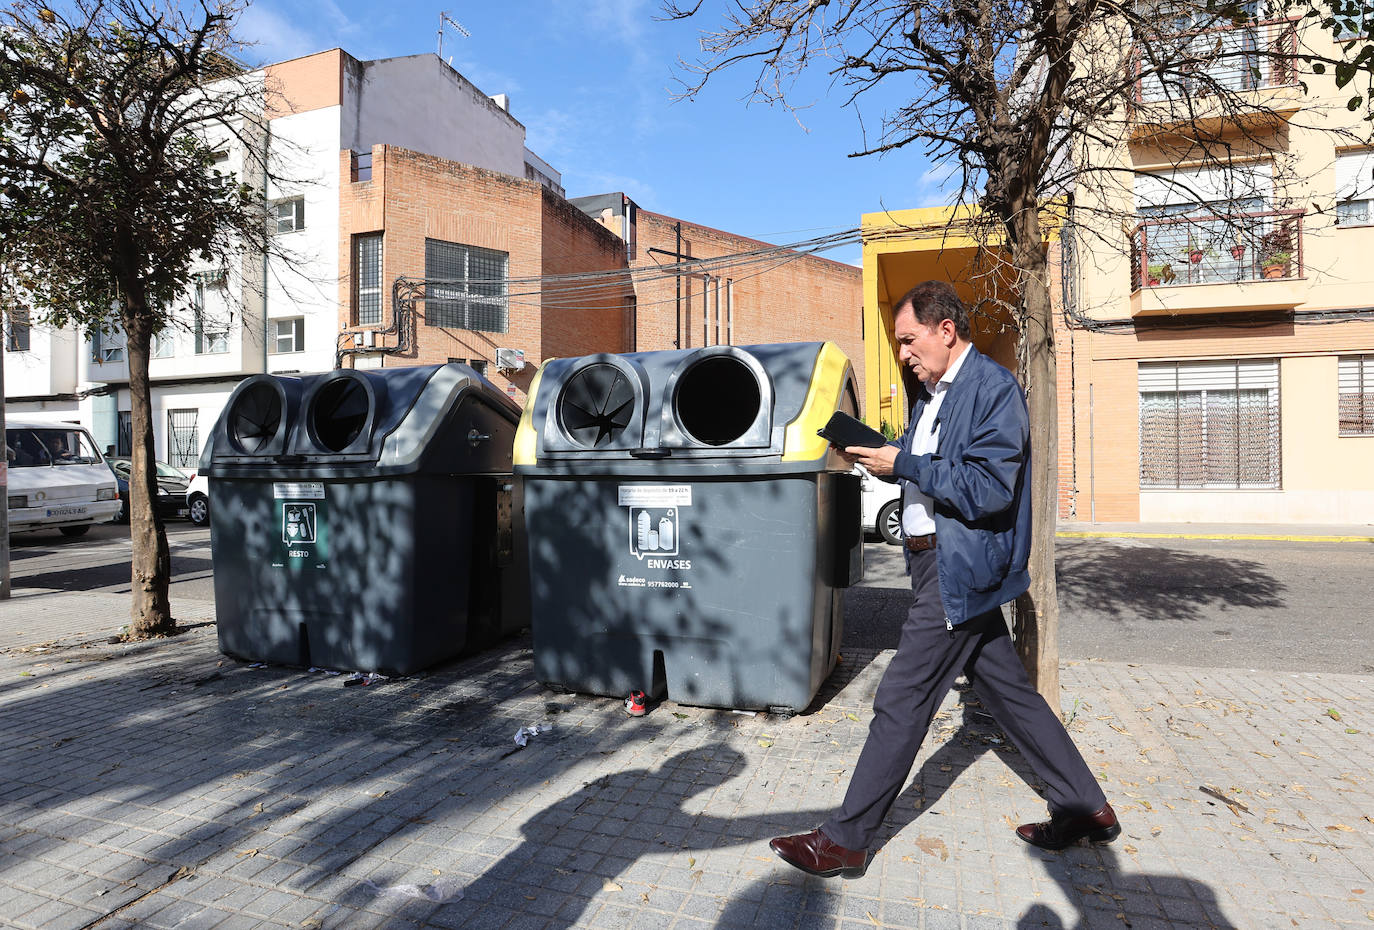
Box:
[782,341,851,462]
[512,364,547,467]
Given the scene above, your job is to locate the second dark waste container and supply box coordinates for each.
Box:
[514,342,863,713]
[202,363,528,675]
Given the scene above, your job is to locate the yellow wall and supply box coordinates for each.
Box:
[860,207,1021,431]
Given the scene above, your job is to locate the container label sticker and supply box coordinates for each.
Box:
[273,482,325,500]
[618,485,693,572]
[617,485,692,507]
[273,499,328,570]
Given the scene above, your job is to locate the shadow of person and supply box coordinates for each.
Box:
[1017,843,1240,929]
[866,682,1047,857]
[356,745,836,928]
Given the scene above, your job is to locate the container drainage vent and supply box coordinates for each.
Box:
[675,356,761,446]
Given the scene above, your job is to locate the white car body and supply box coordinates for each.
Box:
[185,470,210,526]
[858,466,903,545]
[5,419,121,536]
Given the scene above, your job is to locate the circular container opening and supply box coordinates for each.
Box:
[227,382,283,454]
[558,363,636,447]
[311,377,371,452]
[675,355,761,446]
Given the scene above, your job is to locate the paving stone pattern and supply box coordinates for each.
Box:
[0,621,1371,929]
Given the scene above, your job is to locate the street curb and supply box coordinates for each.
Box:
[1057,530,1374,543]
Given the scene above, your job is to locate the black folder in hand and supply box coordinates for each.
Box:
[817,411,888,449]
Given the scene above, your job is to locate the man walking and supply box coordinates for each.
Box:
[771,281,1118,879]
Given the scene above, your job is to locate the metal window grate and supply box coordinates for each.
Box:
[167,409,199,469]
[354,234,383,325]
[1338,355,1374,435]
[5,306,30,352]
[424,238,509,333]
[1138,359,1280,489]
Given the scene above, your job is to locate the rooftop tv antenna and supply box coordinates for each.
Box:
[437,11,470,61]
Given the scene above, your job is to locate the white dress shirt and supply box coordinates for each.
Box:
[902,344,971,536]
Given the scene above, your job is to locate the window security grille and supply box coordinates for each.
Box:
[354,233,383,326]
[424,239,509,333]
[1338,355,1374,435]
[5,306,30,352]
[167,409,199,469]
[1138,359,1280,489]
[117,412,132,457]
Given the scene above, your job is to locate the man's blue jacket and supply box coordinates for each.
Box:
[888,345,1032,627]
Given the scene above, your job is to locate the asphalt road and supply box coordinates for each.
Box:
[5,522,1371,674]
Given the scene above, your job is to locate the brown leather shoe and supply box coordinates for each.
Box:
[1016,803,1121,850]
[769,828,868,878]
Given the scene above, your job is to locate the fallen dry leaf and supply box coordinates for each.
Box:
[602,879,622,892]
[1327,824,1355,832]
[915,836,949,862]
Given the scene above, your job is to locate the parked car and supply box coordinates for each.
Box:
[859,467,902,545]
[5,420,121,537]
[105,458,192,523]
[185,470,210,526]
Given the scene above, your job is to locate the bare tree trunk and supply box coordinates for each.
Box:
[124,303,174,639]
[1008,214,1062,708]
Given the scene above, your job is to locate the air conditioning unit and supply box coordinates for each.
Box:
[495,347,526,371]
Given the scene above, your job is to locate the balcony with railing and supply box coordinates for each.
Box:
[1133,16,1300,116]
[1130,208,1306,313]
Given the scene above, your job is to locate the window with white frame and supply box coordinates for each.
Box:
[272,317,304,354]
[1338,355,1374,435]
[353,233,383,326]
[1138,359,1281,489]
[424,238,509,333]
[1335,150,1374,226]
[151,328,174,358]
[193,282,228,354]
[272,197,305,234]
[91,326,126,363]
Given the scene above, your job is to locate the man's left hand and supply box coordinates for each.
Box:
[839,444,898,476]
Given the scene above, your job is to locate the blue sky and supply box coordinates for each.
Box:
[237,0,951,266]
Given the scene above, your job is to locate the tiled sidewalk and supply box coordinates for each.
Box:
[0,609,1369,930]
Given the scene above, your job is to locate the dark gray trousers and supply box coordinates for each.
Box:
[821,549,1107,851]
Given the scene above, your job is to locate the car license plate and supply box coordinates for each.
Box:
[176,508,189,517]
[46,505,88,518]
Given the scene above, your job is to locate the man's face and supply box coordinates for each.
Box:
[894,305,956,385]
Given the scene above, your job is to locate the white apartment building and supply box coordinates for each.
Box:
[2,49,563,468]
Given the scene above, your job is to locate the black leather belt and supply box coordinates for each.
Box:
[904,533,937,552]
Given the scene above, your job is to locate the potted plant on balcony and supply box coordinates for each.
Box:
[1146,262,1174,286]
[1230,231,1246,261]
[1187,232,1205,264]
[1259,227,1293,279]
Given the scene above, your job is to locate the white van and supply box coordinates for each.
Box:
[5,419,121,537]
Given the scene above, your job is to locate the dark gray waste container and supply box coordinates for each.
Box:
[513,342,863,713]
[202,363,528,675]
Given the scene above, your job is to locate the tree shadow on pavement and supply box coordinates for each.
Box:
[1055,540,1286,622]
